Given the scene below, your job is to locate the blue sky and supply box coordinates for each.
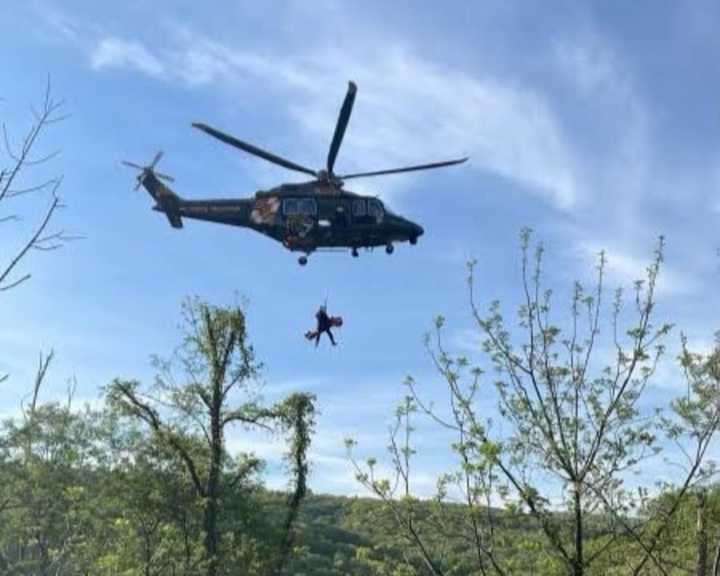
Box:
[1,0,719,496]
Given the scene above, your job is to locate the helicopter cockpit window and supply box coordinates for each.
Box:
[368,199,384,221]
[352,199,367,217]
[282,198,299,216]
[299,198,317,216]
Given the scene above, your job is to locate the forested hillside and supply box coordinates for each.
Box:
[286,491,720,575]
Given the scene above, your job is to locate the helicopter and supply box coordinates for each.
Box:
[123,82,467,266]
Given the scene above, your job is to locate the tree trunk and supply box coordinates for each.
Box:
[697,489,708,576]
[205,395,222,576]
[574,484,584,576]
[712,537,720,576]
[204,495,218,576]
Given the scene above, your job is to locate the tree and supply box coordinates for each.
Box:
[108,297,316,576]
[1,80,75,386]
[351,230,720,575]
[653,331,720,576]
[0,353,105,575]
[85,411,208,575]
[0,78,71,294]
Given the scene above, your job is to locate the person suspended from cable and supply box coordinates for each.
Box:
[305,302,343,347]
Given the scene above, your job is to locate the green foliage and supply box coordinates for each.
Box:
[105,297,317,575]
[351,231,720,575]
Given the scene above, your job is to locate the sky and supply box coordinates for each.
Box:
[1,0,719,497]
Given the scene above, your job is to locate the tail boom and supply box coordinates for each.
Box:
[142,172,184,229]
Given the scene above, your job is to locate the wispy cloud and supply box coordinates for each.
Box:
[31,0,83,43]
[91,37,166,78]
[548,32,719,305]
[553,33,640,102]
[552,32,650,215]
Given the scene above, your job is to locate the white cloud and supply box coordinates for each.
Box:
[33,1,81,42]
[91,37,166,78]
[554,34,632,98]
[549,33,681,309]
[550,33,693,288]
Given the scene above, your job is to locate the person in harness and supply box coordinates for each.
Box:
[305,304,343,347]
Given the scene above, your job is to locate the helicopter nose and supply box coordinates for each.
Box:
[414,223,424,237]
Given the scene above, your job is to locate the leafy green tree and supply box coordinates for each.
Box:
[89,412,207,575]
[108,297,315,576]
[352,231,720,576]
[0,353,104,574]
[636,332,720,576]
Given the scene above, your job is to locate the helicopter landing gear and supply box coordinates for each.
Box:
[351,248,359,258]
[409,236,418,245]
[298,255,308,266]
[385,243,394,254]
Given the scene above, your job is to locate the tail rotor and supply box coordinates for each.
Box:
[121,151,175,190]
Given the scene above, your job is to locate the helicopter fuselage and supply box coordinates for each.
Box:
[144,174,423,262]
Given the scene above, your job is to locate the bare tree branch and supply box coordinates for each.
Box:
[1,78,72,294]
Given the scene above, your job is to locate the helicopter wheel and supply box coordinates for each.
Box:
[409,236,418,245]
[298,256,308,266]
[385,243,394,254]
[351,248,359,258]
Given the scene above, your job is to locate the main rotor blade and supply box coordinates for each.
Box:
[155,172,175,182]
[339,157,469,179]
[192,122,318,178]
[151,150,164,168]
[326,81,357,176]
[122,161,144,170]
